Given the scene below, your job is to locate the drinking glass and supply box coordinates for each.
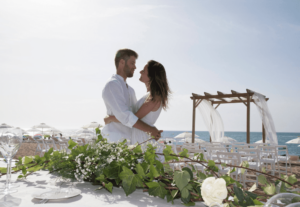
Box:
[0,128,23,195]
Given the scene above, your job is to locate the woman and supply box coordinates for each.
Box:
[104,60,171,145]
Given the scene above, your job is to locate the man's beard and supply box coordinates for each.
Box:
[124,64,133,77]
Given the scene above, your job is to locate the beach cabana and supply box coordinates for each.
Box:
[190,89,277,145]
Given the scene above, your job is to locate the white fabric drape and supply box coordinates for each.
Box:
[252,92,278,145]
[197,100,224,142]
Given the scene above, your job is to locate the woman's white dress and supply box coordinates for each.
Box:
[131,93,163,144]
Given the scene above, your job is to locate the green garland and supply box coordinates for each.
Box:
[0,128,299,207]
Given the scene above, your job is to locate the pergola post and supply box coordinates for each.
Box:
[192,97,196,143]
[247,94,250,143]
[262,124,266,143]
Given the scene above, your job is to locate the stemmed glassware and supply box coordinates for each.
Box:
[0,128,23,195]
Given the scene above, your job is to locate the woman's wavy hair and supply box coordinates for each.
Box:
[147,60,171,110]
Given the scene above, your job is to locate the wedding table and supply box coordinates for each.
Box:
[0,160,206,207]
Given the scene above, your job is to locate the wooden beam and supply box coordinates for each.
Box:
[192,98,196,143]
[196,99,203,108]
[247,94,250,144]
[215,103,220,109]
[192,93,250,99]
[262,123,266,143]
[205,92,228,102]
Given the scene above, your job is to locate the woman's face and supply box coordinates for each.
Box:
[139,64,150,83]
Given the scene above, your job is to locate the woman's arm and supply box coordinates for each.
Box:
[104,98,160,124]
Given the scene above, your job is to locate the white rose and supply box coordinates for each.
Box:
[128,145,135,150]
[201,177,227,206]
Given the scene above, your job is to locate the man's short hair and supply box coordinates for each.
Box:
[115,49,138,68]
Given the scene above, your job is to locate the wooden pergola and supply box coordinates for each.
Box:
[191,89,269,143]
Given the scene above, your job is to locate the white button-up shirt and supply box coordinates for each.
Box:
[101,74,138,142]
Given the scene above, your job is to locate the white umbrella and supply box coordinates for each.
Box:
[174,132,199,139]
[25,128,42,138]
[255,140,270,144]
[44,128,62,135]
[75,129,95,134]
[15,127,27,134]
[286,137,300,144]
[82,122,102,129]
[184,138,206,143]
[33,123,52,135]
[71,133,94,139]
[220,136,238,143]
[0,123,13,128]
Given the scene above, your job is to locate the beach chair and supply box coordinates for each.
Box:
[275,145,292,174]
[206,146,227,161]
[34,138,48,156]
[238,148,261,186]
[216,151,244,187]
[258,146,277,175]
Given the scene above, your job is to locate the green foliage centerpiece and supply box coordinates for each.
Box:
[0,128,298,207]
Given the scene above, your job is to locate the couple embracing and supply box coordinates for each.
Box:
[102,49,171,148]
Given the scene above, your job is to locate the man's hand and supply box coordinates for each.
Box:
[149,127,163,141]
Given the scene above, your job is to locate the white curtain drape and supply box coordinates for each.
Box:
[252,92,278,145]
[197,100,224,142]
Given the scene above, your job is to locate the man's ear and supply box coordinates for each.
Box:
[119,59,125,66]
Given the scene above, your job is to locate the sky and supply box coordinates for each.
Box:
[0,0,299,132]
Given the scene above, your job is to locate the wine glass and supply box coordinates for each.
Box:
[0,128,23,195]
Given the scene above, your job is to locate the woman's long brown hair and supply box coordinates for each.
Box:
[147,60,171,110]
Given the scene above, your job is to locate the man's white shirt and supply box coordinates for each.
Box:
[102,74,138,142]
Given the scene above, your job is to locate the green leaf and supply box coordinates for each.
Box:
[155,160,164,175]
[258,175,268,185]
[136,164,146,179]
[262,184,276,195]
[96,175,106,182]
[103,161,121,179]
[27,165,43,172]
[105,182,113,193]
[261,167,266,173]
[47,147,53,155]
[23,156,34,164]
[166,194,173,203]
[240,161,249,174]
[208,160,215,168]
[163,145,178,162]
[17,175,24,179]
[182,167,193,180]
[197,172,207,180]
[248,183,257,192]
[253,199,264,205]
[141,162,150,174]
[221,163,227,167]
[119,166,143,196]
[184,202,195,206]
[68,139,78,150]
[275,181,286,193]
[147,181,167,199]
[171,190,178,198]
[285,174,297,188]
[181,187,191,204]
[174,171,190,191]
[147,164,160,180]
[245,191,257,199]
[233,186,244,202]
[22,166,27,176]
[0,167,7,173]
[133,145,142,154]
[244,195,255,206]
[179,148,189,158]
[95,127,100,135]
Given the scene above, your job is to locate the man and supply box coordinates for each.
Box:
[102,49,162,142]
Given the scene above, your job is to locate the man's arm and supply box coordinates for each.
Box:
[102,82,162,138]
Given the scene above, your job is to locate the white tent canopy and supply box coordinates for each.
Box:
[33,123,52,135]
[0,123,13,128]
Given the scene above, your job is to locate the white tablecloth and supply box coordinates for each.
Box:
[0,160,206,207]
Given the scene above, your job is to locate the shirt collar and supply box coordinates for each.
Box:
[113,74,127,83]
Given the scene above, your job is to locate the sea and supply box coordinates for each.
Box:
[60,129,300,156]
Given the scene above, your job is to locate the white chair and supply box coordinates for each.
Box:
[258,146,277,175]
[275,145,292,175]
[238,148,261,186]
[206,146,227,161]
[34,138,48,156]
[216,151,244,187]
